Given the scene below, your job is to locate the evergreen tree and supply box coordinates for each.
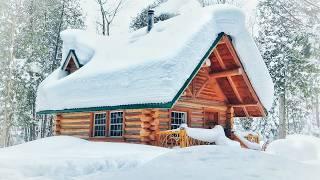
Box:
[255,0,320,138]
[0,0,85,146]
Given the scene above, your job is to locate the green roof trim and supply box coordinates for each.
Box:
[61,49,83,70]
[37,32,224,115]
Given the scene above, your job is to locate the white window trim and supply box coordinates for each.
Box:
[93,112,107,137]
[171,111,187,129]
[109,111,124,137]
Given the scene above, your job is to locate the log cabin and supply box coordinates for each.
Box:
[36,6,274,145]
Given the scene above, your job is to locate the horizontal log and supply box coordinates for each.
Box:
[124,127,141,131]
[124,134,140,139]
[126,138,141,143]
[60,131,89,136]
[149,125,159,131]
[60,119,90,123]
[125,109,143,113]
[125,114,142,119]
[125,124,141,128]
[60,128,89,133]
[60,124,90,129]
[125,121,141,126]
[61,112,91,118]
[141,122,151,129]
[141,137,151,142]
[124,130,140,135]
[152,111,169,118]
[150,119,159,126]
[140,129,151,137]
[191,113,204,119]
[210,68,242,79]
[141,116,153,122]
[156,117,170,123]
[60,121,91,125]
[142,109,153,115]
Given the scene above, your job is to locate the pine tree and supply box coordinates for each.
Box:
[256,0,320,138]
[0,0,85,146]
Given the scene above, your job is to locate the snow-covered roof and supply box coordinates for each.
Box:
[36,5,274,113]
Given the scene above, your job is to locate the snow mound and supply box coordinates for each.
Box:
[0,136,169,180]
[266,135,320,163]
[83,146,320,180]
[184,125,240,147]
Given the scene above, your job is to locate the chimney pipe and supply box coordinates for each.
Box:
[147,9,154,32]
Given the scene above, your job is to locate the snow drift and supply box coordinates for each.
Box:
[266,135,320,164]
[183,125,240,147]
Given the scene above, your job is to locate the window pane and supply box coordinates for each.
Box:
[110,112,123,137]
[94,113,106,137]
[171,112,186,129]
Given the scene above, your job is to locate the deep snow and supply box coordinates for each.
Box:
[0,135,319,180]
[0,136,169,180]
[266,135,320,164]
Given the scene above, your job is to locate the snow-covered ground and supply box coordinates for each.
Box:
[0,136,169,180]
[266,135,320,164]
[0,135,320,180]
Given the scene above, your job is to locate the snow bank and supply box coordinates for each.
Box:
[184,125,240,147]
[36,5,274,113]
[82,146,320,180]
[266,135,320,164]
[0,136,169,180]
[234,131,262,150]
[1,136,320,180]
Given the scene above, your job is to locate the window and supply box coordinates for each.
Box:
[93,113,106,137]
[109,111,123,137]
[171,111,187,129]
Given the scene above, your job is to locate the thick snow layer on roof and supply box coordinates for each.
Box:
[60,30,96,65]
[36,5,274,112]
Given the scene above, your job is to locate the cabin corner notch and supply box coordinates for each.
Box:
[61,49,82,74]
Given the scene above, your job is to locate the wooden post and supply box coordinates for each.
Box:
[225,106,234,138]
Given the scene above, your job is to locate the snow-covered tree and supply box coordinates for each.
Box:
[0,0,85,147]
[254,0,320,139]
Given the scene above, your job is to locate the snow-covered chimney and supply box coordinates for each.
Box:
[147,9,154,32]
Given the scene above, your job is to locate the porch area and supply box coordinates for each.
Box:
[155,126,261,150]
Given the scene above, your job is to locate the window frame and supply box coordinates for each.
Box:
[92,112,107,137]
[108,111,124,137]
[170,111,187,130]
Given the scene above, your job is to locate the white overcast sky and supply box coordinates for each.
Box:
[80,0,259,35]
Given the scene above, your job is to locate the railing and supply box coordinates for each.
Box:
[244,134,260,144]
[156,128,213,148]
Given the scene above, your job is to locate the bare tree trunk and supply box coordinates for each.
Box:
[279,94,286,139]
[52,0,65,71]
[316,93,320,127]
